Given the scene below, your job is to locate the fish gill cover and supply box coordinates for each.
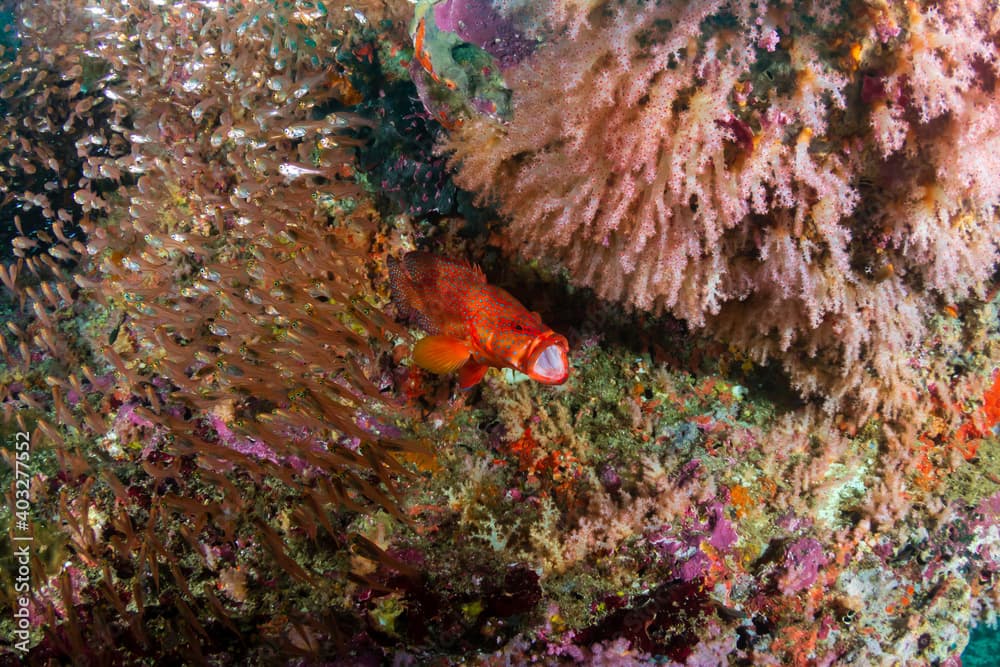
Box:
[0,0,998,665]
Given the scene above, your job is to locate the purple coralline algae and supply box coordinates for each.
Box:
[779,538,830,595]
[431,0,536,69]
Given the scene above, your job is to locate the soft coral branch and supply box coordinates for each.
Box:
[444,0,1000,418]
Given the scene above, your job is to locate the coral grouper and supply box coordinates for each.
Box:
[388,252,570,387]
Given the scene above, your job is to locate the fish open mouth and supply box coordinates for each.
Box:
[525,333,570,384]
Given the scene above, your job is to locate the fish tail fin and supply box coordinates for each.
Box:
[387,255,409,312]
[388,253,436,333]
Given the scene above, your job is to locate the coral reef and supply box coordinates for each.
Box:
[356,297,1000,664]
[0,0,998,665]
[443,0,1000,418]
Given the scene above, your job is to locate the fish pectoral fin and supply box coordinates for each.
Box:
[412,335,471,374]
[458,362,489,389]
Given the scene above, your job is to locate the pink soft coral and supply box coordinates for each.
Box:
[444,0,1000,418]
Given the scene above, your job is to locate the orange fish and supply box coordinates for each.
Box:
[388,252,570,388]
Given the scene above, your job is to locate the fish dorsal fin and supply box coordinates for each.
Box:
[412,335,471,374]
[458,362,489,388]
[459,258,487,284]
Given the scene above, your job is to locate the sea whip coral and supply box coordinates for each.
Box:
[443,0,1000,417]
